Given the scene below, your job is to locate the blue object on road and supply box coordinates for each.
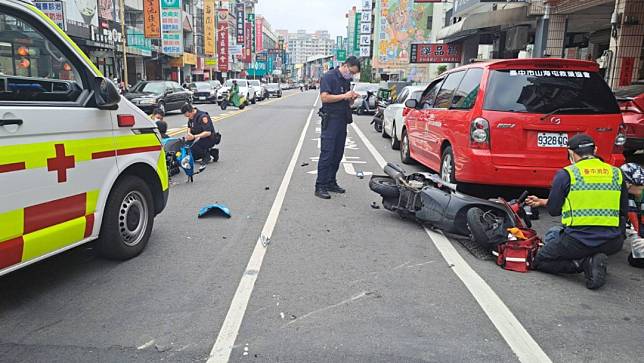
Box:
[198,204,232,219]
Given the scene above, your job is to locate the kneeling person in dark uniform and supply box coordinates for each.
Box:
[182,103,217,165]
[315,56,361,199]
[526,134,628,289]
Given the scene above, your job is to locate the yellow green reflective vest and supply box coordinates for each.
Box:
[562,158,622,227]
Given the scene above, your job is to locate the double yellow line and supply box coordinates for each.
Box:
[167,92,299,137]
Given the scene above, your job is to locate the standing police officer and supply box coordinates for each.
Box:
[526,134,628,289]
[315,57,361,199]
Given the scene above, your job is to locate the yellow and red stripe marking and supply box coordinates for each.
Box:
[0,191,98,270]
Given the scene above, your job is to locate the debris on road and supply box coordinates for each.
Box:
[370,202,380,209]
[198,204,232,219]
[261,234,271,247]
[265,186,270,190]
[301,162,309,167]
[356,170,365,179]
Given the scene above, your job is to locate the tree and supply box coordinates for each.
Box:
[359,58,373,83]
[437,65,448,75]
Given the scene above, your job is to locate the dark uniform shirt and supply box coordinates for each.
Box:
[547,168,629,247]
[320,68,352,122]
[188,110,216,140]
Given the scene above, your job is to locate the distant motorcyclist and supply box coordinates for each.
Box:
[229,80,241,105]
[526,134,628,289]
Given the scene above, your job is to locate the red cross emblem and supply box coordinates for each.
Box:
[47,144,75,183]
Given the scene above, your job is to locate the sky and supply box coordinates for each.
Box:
[255,0,359,39]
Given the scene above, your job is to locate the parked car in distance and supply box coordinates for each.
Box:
[614,81,644,155]
[265,83,283,98]
[249,79,265,101]
[351,83,380,111]
[382,85,426,150]
[125,80,192,114]
[402,58,625,188]
[189,81,218,104]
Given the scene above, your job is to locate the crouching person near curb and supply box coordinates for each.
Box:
[620,163,644,268]
[526,134,628,289]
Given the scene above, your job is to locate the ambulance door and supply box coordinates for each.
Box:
[0,4,116,273]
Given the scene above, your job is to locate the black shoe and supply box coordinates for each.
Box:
[315,189,331,199]
[327,184,346,194]
[583,253,608,290]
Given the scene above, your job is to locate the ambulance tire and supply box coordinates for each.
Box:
[98,176,154,260]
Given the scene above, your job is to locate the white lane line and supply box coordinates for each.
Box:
[207,95,320,363]
[425,229,551,363]
[351,120,552,363]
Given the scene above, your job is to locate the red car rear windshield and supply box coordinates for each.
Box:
[483,70,620,114]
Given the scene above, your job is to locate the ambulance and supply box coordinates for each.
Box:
[0,0,169,277]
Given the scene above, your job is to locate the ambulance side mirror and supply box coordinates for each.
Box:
[94,77,121,110]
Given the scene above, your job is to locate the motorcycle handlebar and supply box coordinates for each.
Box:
[518,191,529,204]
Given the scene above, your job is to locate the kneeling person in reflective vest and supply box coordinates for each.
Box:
[526,134,628,289]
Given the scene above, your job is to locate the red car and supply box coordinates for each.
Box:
[614,81,644,155]
[401,58,625,188]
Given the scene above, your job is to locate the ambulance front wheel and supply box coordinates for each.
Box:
[98,176,154,260]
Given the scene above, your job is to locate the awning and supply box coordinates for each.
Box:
[438,6,531,42]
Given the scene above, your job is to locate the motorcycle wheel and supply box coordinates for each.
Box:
[466,207,505,249]
[220,100,228,110]
[369,177,400,199]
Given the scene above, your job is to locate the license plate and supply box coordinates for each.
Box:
[199,96,206,100]
[537,132,568,147]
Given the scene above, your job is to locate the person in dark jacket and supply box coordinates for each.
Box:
[181,103,217,165]
[620,162,644,268]
[314,56,361,199]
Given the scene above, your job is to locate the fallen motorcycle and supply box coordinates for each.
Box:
[162,137,211,183]
[369,163,532,249]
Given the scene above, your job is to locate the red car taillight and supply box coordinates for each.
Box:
[613,123,627,154]
[470,117,490,149]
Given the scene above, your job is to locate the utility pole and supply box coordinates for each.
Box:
[111,0,118,80]
[120,0,129,88]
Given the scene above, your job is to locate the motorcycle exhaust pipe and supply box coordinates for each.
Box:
[384,163,410,187]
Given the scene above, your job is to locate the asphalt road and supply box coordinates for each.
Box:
[1,90,643,362]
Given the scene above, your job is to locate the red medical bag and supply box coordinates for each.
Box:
[493,229,542,273]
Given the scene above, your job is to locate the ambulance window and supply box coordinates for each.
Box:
[0,10,84,103]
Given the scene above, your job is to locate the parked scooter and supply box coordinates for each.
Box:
[356,90,377,115]
[371,98,389,133]
[369,163,531,249]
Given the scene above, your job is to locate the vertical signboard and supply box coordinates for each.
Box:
[353,12,361,52]
[256,17,264,52]
[34,1,65,29]
[244,22,253,63]
[217,9,229,72]
[360,0,372,58]
[619,57,635,86]
[143,0,161,38]
[235,3,245,45]
[161,0,182,55]
[204,0,215,56]
[248,13,256,55]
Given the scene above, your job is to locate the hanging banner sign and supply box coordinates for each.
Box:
[244,22,253,63]
[248,13,256,54]
[217,9,229,72]
[204,0,215,55]
[235,3,245,45]
[143,0,161,38]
